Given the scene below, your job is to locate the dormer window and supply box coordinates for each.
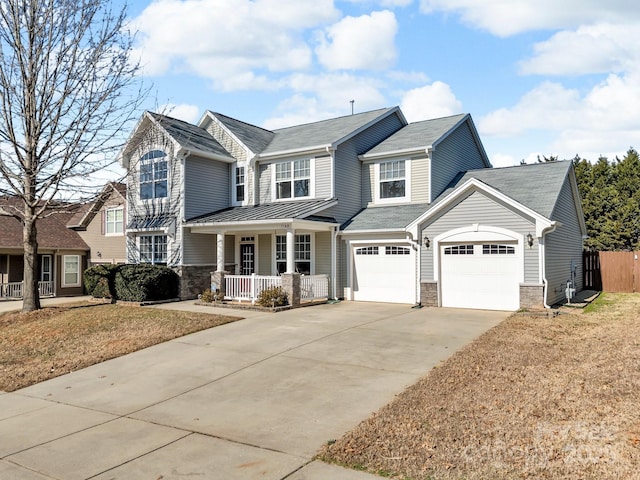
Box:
[275,158,311,200]
[375,159,411,203]
[139,150,167,200]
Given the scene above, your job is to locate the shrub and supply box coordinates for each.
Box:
[83,264,119,298]
[114,264,180,302]
[257,286,288,308]
[200,288,223,303]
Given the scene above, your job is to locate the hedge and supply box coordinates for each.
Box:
[84,264,180,302]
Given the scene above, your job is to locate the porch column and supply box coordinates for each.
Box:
[286,229,295,273]
[216,232,225,272]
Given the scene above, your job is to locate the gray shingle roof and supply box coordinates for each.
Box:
[186,199,337,224]
[363,114,467,157]
[342,203,431,231]
[446,160,572,218]
[342,161,573,232]
[260,107,399,155]
[209,112,275,154]
[149,113,232,158]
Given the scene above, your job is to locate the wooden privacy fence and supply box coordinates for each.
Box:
[584,251,640,293]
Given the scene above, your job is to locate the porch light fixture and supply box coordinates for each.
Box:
[526,233,534,248]
[423,235,430,248]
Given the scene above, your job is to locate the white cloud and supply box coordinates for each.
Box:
[315,10,398,70]
[479,73,640,162]
[159,103,201,123]
[418,0,640,36]
[263,73,388,128]
[520,23,640,76]
[131,0,339,88]
[400,81,463,122]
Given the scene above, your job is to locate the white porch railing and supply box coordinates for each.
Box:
[0,281,55,299]
[225,274,281,304]
[300,274,329,302]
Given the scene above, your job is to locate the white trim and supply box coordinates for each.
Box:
[40,254,53,282]
[104,207,124,236]
[373,158,412,204]
[270,157,315,202]
[62,254,81,287]
[235,235,259,275]
[232,162,249,207]
[407,178,555,238]
[272,231,316,275]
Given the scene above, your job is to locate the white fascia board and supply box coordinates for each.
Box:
[340,228,407,236]
[188,217,338,233]
[406,178,553,237]
[179,146,235,163]
[202,111,255,159]
[432,114,491,168]
[257,145,332,160]
[359,147,429,161]
[117,112,154,168]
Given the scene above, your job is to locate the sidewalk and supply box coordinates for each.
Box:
[0,295,93,313]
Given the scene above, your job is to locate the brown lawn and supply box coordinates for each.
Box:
[0,302,241,392]
[320,293,640,480]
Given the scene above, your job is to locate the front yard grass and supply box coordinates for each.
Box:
[0,302,241,392]
[320,293,640,479]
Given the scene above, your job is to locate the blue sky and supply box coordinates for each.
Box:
[124,0,640,169]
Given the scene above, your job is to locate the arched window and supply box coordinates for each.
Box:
[139,150,167,199]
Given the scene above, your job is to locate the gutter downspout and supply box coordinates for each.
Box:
[540,222,558,309]
[331,226,338,300]
[406,233,421,306]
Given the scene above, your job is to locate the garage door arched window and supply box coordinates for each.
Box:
[355,246,379,255]
[482,244,515,255]
[444,245,474,255]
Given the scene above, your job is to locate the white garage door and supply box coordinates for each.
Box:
[440,243,519,311]
[353,245,416,304]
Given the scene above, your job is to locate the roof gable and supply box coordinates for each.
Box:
[362,114,467,158]
[205,112,275,155]
[66,182,126,229]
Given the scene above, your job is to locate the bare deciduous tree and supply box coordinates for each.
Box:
[0,0,146,311]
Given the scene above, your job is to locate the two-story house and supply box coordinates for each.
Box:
[118,107,586,310]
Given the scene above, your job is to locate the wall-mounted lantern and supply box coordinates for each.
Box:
[526,232,534,248]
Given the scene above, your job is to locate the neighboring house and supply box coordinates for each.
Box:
[0,198,89,298]
[67,182,127,265]
[118,107,586,310]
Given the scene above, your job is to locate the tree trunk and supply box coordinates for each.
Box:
[22,215,41,312]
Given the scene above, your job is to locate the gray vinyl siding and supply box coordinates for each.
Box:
[330,112,405,224]
[182,230,215,265]
[315,232,331,276]
[412,156,429,203]
[258,163,271,204]
[315,156,332,199]
[259,234,272,275]
[430,121,488,201]
[184,155,229,219]
[544,176,584,305]
[225,235,235,272]
[206,121,247,162]
[420,190,538,282]
[362,162,375,206]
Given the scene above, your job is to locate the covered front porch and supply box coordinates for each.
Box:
[0,252,55,300]
[184,201,339,303]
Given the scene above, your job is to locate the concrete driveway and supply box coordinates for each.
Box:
[0,301,506,479]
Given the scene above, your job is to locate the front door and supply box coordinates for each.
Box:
[240,243,255,275]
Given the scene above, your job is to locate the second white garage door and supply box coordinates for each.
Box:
[440,243,520,311]
[353,245,416,304]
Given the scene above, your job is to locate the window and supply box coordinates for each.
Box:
[63,255,80,287]
[386,246,410,255]
[105,207,124,235]
[139,235,168,264]
[235,166,245,203]
[139,150,168,200]
[444,245,474,255]
[483,244,515,255]
[275,159,311,199]
[356,246,379,255]
[379,160,405,199]
[275,234,312,274]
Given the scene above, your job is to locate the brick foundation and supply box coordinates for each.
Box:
[173,265,216,299]
[420,281,438,307]
[519,283,545,309]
